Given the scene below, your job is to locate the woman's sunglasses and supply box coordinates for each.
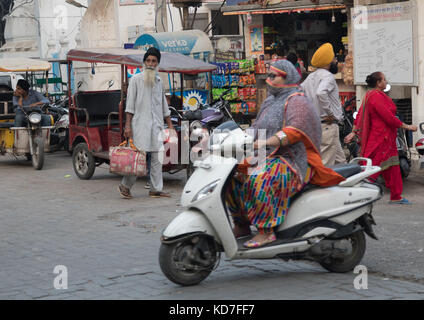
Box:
[267,73,280,80]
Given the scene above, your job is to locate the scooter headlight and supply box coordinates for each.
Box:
[192,179,220,203]
[29,113,42,124]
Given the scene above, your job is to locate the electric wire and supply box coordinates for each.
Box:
[203,0,226,34]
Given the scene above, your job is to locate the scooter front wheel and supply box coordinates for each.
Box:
[32,137,44,170]
[159,235,218,286]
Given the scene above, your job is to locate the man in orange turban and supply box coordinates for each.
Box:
[301,43,346,166]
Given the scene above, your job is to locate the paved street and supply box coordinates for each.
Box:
[1,151,424,300]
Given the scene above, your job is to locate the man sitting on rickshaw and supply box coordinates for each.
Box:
[13,79,51,127]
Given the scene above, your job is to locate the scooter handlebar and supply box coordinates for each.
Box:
[349,157,372,167]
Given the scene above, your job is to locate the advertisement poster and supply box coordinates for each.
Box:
[175,90,209,111]
[249,25,263,55]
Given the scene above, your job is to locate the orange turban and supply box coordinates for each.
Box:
[311,43,335,68]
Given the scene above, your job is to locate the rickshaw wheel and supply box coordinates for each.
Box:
[73,142,95,180]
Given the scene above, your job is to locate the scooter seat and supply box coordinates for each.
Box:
[330,163,362,178]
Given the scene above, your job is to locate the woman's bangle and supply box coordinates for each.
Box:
[274,131,287,147]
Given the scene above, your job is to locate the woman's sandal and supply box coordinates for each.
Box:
[389,198,412,205]
[118,184,132,199]
[243,233,276,248]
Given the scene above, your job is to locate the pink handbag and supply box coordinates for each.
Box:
[109,139,147,177]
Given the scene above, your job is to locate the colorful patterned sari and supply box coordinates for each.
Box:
[226,160,312,233]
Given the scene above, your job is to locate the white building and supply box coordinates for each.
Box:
[0,0,88,59]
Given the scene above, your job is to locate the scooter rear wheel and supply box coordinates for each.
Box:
[159,235,218,286]
[319,231,366,273]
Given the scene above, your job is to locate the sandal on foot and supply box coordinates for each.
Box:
[118,184,132,199]
[244,233,276,248]
[149,191,171,198]
[389,198,412,205]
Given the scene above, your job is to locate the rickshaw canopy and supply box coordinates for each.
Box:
[67,48,216,75]
[0,58,51,72]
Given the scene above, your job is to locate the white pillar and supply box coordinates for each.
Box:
[412,0,424,138]
[59,35,70,60]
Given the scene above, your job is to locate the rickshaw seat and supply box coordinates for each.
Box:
[0,114,15,120]
[74,90,121,127]
[0,121,14,128]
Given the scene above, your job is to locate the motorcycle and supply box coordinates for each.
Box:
[159,121,382,286]
[339,96,359,162]
[17,107,48,169]
[415,122,424,170]
[171,89,251,135]
[42,98,69,153]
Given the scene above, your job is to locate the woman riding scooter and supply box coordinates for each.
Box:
[226,60,344,248]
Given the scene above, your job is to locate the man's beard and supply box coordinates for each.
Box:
[144,66,158,87]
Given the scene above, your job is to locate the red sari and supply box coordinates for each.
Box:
[354,89,403,200]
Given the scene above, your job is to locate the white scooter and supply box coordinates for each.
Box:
[159,121,382,286]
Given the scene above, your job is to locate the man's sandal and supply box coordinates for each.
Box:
[118,184,132,199]
[243,233,276,248]
[149,191,171,198]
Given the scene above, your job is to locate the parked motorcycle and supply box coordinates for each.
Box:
[159,121,382,286]
[397,125,411,179]
[42,98,69,153]
[339,96,359,162]
[171,89,251,135]
[415,122,424,170]
[19,107,47,169]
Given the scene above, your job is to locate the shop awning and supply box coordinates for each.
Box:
[67,48,217,75]
[222,0,347,15]
[0,58,51,72]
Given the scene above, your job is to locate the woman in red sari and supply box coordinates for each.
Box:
[345,72,417,204]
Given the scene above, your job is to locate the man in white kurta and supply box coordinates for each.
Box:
[118,47,174,199]
[301,43,346,166]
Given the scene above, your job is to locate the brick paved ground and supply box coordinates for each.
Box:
[1,152,424,300]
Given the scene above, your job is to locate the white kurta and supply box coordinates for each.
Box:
[300,68,343,122]
[125,72,171,152]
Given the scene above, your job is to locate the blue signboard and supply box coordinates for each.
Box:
[134,33,198,55]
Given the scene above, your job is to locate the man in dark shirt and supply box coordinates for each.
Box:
[13,79,51,127]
